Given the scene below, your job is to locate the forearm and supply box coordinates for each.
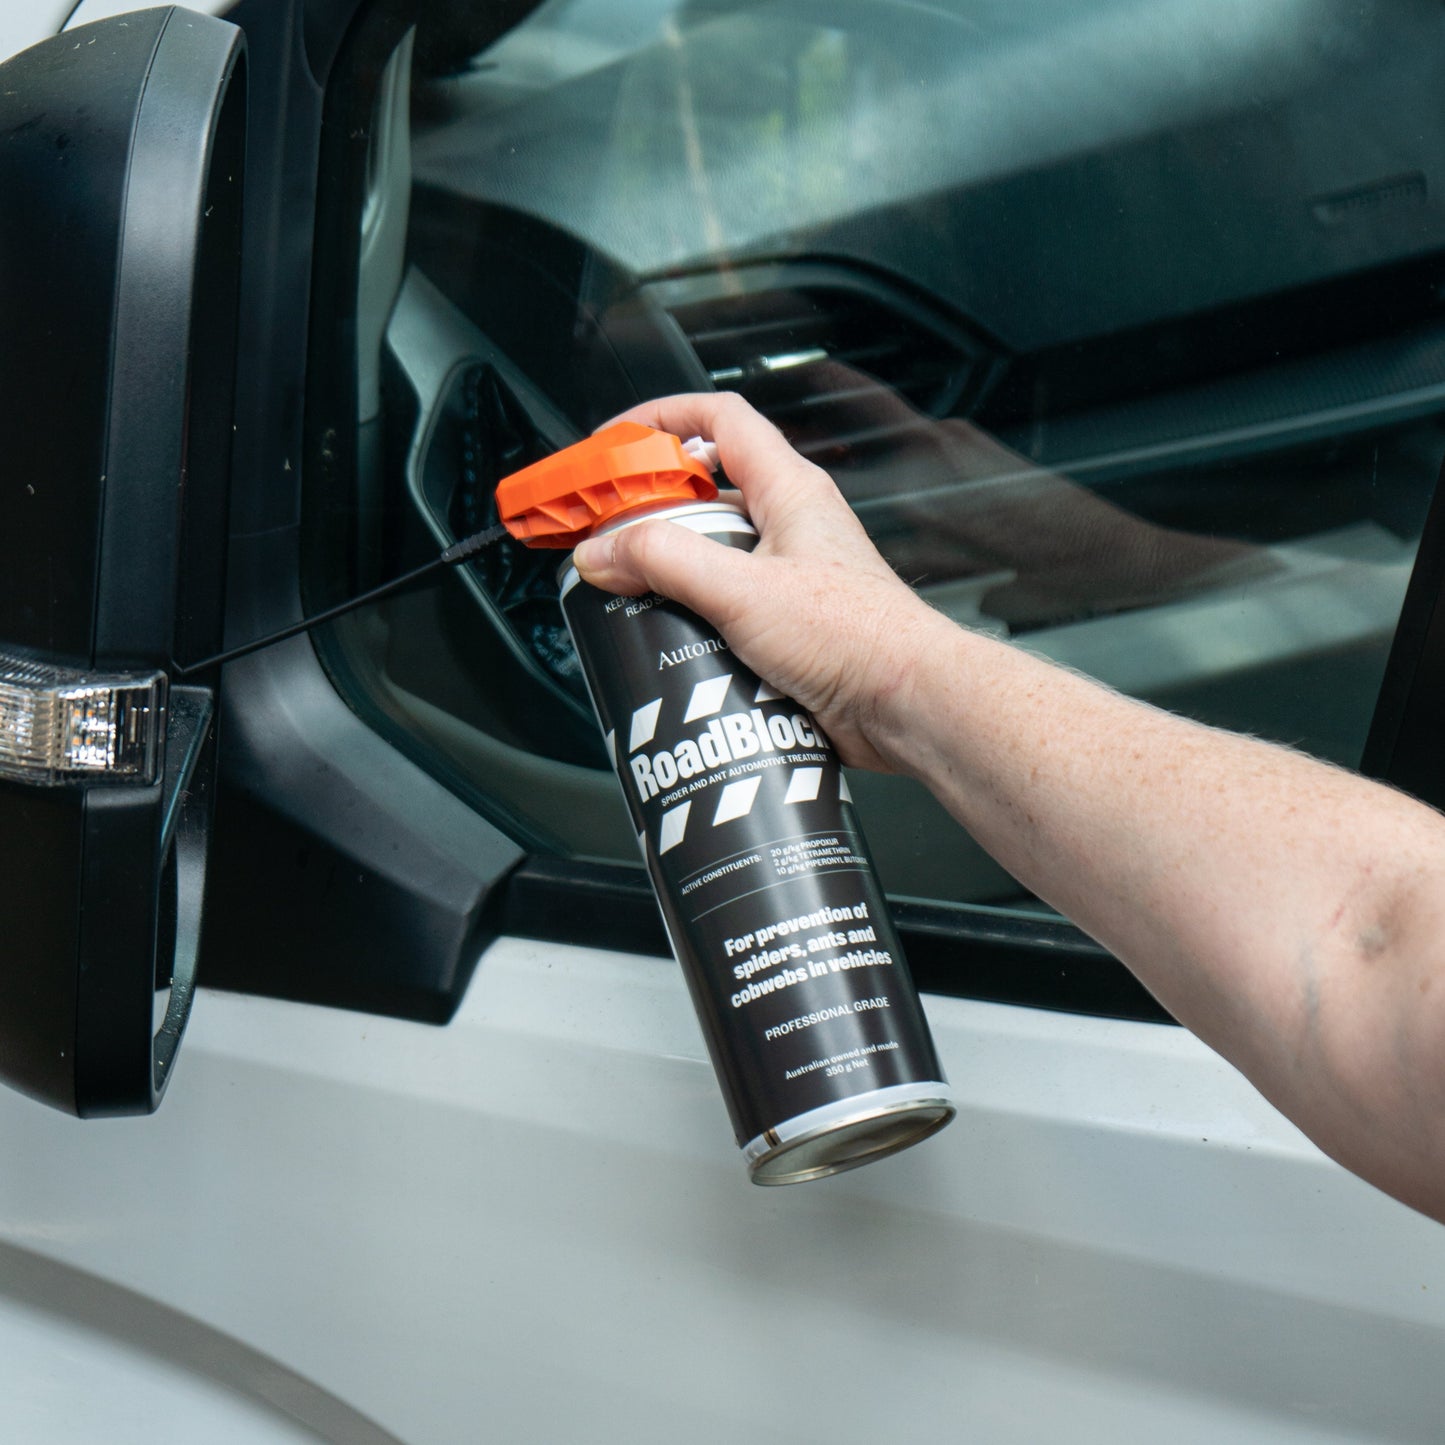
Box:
[880,608,1445,1217]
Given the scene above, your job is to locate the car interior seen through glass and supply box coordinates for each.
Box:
[308,0,1445,926]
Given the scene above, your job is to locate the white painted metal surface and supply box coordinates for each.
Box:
[0,1,76,56]
[65,0,236,27]
[0,937,1439,1443]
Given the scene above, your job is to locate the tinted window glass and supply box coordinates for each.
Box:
[327,0,1445,911]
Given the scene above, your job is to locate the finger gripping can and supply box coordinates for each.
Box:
[499,426,953,1184]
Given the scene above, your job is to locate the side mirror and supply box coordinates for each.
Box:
[0,8,245,1115]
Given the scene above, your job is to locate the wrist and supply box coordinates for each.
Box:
[860,601,977,778]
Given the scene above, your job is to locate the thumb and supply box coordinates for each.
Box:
[573,519,752,632]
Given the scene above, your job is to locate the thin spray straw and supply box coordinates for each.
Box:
[175,522,510,676]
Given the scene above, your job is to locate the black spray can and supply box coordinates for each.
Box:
[559,498,954,1184]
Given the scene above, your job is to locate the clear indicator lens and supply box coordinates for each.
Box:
[0,651,165,786]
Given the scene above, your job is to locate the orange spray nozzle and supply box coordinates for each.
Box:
[495,423,718,549]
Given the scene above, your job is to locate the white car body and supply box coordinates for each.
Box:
[1,935,1441,1441]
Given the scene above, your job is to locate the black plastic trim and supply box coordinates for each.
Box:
[496,856,1174,1026]
[200,622,522,1023]
[1363,450,1445,806]
[193,0,528,1024]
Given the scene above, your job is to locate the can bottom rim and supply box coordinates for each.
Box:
[745,1082,955,1186]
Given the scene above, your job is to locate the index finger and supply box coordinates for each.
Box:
[602,391,840,534]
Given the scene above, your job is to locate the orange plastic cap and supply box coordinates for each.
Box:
[496,423,718,549]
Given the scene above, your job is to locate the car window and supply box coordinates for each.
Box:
[312,0,1445,917]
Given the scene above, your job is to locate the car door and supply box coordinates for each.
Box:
[1,3,1445,1443]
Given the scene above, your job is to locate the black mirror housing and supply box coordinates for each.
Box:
[0,8,245,1115]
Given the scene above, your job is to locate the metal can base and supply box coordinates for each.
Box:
[744,1082,955,1186]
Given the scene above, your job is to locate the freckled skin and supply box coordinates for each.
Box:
[576,392,1445,1225]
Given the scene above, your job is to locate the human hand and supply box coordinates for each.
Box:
[571,392,943,772]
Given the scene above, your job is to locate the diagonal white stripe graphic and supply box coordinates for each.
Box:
[629,698,662,753]
[604,730,617,767]
[783,766,823,805]
[712,776,762,826]
[683,674,733,723]
[753,680,783,703]
[658,801,692,854]
[839,773,853,803]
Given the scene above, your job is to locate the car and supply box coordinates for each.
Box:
[1,1,1443,1440]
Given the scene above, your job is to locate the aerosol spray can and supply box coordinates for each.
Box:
[497,423,953,1184]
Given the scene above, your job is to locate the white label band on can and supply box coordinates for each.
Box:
[560,499,953,1184]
